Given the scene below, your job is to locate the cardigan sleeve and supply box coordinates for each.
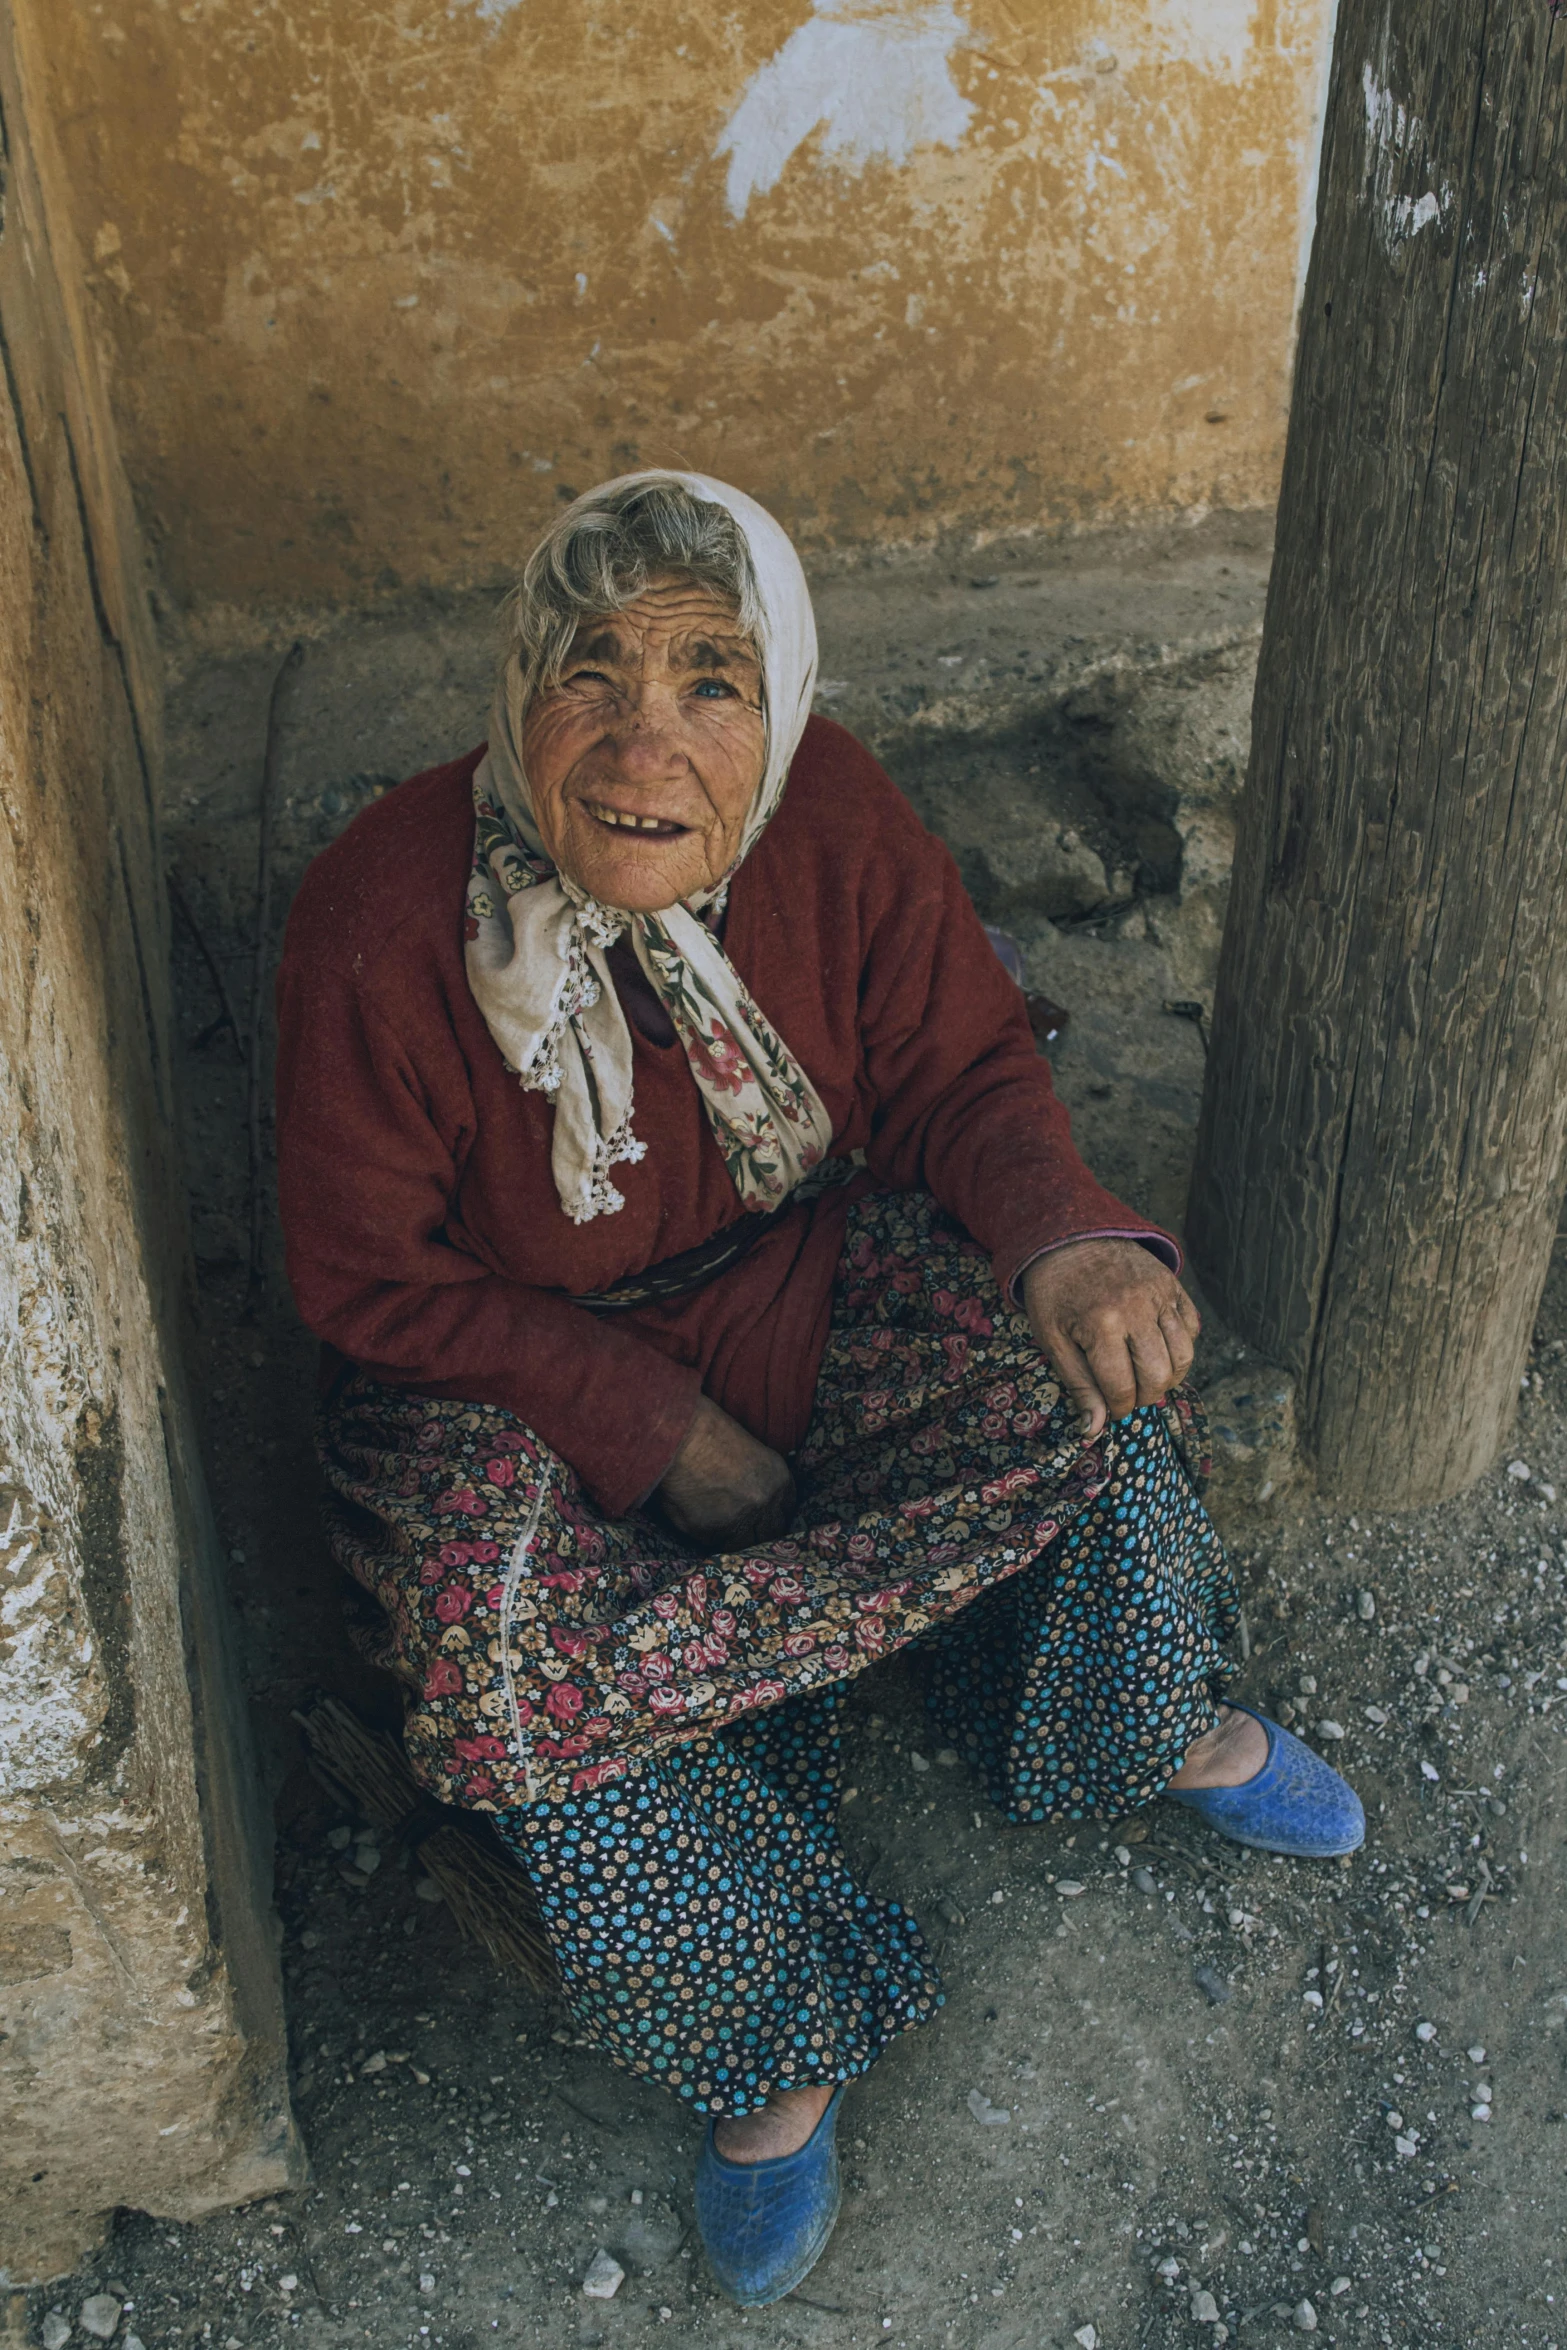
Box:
[853,821,1180,1293]
[274,958,701,1518]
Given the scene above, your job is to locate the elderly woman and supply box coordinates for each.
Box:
[276,473,1361,2307]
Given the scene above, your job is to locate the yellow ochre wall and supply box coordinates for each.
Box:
[44,0,1334,610]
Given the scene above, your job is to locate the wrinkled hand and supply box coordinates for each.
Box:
[657,1393,796,1553]
[1022,1238,1201,1439]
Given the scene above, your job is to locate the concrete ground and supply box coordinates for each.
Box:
[17,531,1567,2350]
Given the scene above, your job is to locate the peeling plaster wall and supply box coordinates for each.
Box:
[43,0,1333,611]
[0,0,300,2283]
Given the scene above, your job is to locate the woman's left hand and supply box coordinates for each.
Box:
[1022,1238,1201,1439]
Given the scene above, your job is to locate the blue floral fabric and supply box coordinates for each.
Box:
[495,1684,937,2116]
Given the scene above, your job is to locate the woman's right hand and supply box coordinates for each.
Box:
[657,1393,796,1553]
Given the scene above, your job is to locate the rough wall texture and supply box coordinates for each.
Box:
[42,0,1332,611]
[0,0,300,2286]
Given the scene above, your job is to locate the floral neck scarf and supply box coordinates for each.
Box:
[464,471,835,1226]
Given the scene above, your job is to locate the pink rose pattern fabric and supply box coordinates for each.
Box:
[317,1190,1223,1815]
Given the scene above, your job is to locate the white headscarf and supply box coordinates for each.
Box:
[464,471,836,1225]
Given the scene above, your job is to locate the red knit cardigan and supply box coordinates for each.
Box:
[274,718,1176,1516]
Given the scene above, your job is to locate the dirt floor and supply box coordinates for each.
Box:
[21,534,1567,2350]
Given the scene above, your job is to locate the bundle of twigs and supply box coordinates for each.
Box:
[293,1693,558,1992]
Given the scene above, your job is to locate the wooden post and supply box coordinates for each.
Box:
[1187,0,1567,1507]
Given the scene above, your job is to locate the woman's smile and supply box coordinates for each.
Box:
[579,797,692,838]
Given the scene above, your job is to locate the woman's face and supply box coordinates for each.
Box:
[520,575,766,912]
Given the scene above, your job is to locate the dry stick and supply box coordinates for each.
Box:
[247,641,304,1304]
[292,1695,558,1990]
[168,870,247,1061]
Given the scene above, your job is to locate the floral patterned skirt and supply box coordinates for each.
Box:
[318,1189,1237,2113]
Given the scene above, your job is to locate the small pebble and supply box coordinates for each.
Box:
[1364,1705,1389,1727]
[1194,1965,1232,2007]
[79,2299,122,2342]
[582,2250,625,2301]
[1113,1845,1131,1867]
[1293,2300,1318,2333]
[1073,2329,1098,2350]
[1315,1720,1346,1741]
[1507,1459,1533,1481]
[278,2277,298,2294]
[910,1751,931,1775]
[415,1878,445,1905]
[326,1825,351,1850]
[1190,2288,1221,2323]
[1057,1880,1086,1898]
[936,1748,960,1767]
[967,2089,1010,2126]
[1303,1989,1324,2010]
[41,2315,71,2350]
[1421,1761,1441,1781]
[1415,2021,1437,2042]
[1133,1868,1157,1895]
[1331,2277,1352,2296]
[359,2051,387,2075]
[1357,1589,1376,1620]
[419,2273,436,2294]
[1471,2104,1491,2123]
[1155,2257,1181,2281]
[1467,2044,1486,2063]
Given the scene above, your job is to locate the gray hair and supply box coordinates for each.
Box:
[503,478,764,712]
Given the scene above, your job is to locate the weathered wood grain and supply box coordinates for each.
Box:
[1188,0,1567,1505]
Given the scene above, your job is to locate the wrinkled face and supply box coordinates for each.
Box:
[520,575,766,912]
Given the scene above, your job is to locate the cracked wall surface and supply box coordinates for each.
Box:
[40,0,1332,610]
[0,0,301,2285]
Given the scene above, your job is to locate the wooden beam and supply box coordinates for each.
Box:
[1188,0,1567,1506]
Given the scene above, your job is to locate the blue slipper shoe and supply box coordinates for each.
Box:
[694,2085,847,2306]
[1167,1704,1365,1858]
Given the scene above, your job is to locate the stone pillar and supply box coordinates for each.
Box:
[0,0,302,2285]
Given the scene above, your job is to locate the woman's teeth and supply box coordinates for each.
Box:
[586,802,681,834]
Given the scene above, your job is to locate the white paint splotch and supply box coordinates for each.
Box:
[1362,57,1449,254]
[1155,0,1259,75]
[716,0,974,221]
[448,0,525,24]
